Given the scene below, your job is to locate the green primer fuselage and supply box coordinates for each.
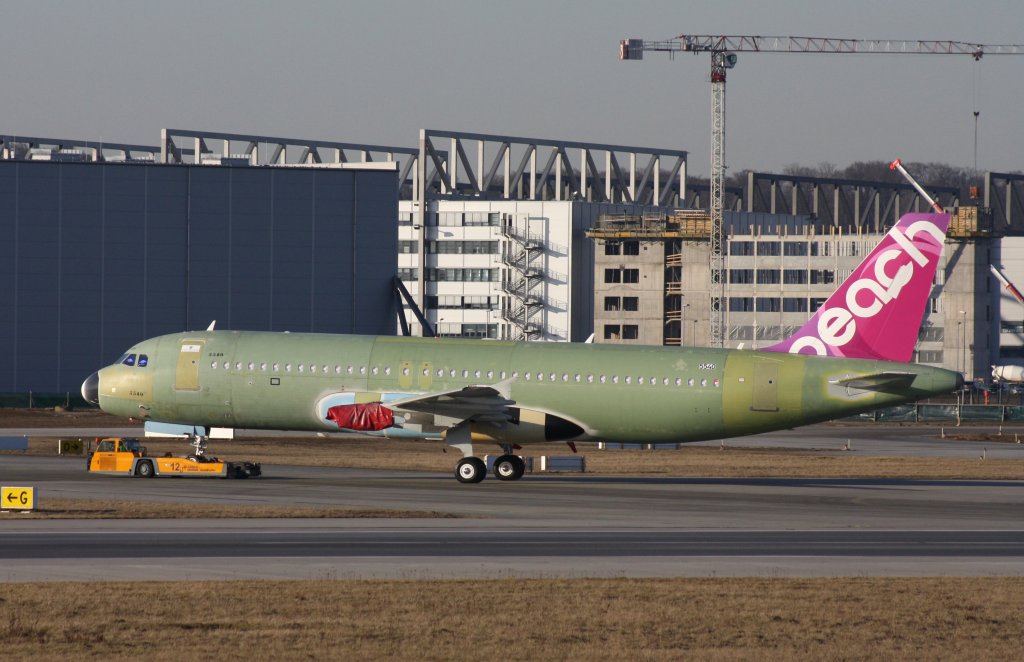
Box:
[96,331,959,445]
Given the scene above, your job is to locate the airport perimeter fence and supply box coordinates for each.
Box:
[845,403,1024,423]
[0,393,88,409]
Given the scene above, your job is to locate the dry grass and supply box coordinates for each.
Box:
[1,577,1022,660]
[4,498,455,520]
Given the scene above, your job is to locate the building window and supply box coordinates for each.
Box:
[783,242,808,256]
[398,240,419,254]
[810,269,835,285]
[604,325,621,339]
[783,269,807,285]
[622,269,639,284]
[604,296,621,311]
[783,297,808,313]
[810,298,827,312]
[918,350,944,363]
[756,241,781,256]
[398,268,418,281]
[623,297,639,311]
[756,270,781,285]
[623,241,640,255]
[730,269,754,284]
[729,297,754,312]
[604,268,621,284]
[605,241,621,255]
[729,241,754,256]
[756,298,781,313]
[623,325,639,340]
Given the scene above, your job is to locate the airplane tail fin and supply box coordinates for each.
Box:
[761,211,950,362]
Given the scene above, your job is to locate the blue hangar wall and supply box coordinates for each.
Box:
[0,161,398,394]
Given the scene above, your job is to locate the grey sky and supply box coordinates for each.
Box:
[4,0,1022,176]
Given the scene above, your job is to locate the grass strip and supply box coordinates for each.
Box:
[1,577,1022,660]
[4,498,456,520]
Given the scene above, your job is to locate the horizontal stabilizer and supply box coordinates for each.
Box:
[831,372,916,392]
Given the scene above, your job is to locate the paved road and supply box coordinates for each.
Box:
[1,449,1023,580]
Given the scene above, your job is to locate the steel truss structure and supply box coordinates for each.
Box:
[416,129,687,206]
[985,172,1024,232]
[744,172,960,230]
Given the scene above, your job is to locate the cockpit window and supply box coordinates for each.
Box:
[122,354,137,366]
[138,354,149,367]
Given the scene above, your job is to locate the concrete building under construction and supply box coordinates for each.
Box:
[589,207,996,380]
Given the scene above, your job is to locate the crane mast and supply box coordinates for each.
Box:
[620,35,1024,349]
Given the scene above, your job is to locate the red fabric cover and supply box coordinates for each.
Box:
[326,403,394,431]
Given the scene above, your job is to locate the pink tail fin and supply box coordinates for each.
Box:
[761,212,950,362]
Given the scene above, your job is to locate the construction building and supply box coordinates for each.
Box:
[589,207,997,380]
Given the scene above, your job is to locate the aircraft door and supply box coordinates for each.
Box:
[174,340,205,391]
[751,361,780,412]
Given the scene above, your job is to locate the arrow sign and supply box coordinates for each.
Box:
[1,486,35,511]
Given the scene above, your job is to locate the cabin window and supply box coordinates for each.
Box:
[688,378,694,386]
[298,365,304,373]
[248,362,254,371]
[384,367,391,376]
[403,367,410,376]
[462,370,469,378]
[474,370,481,378]
[662,377,669,386]
[450,369,456,378]
[211,361,217,369]
[307,364,315,373]
[714,379,721,387]
[260,363,267,371]
[347,366,354,374]
[359,367,366,375]
[587,374,594,383]
[436,368,444,377]
[637,377,644,385]
[371,367,378,375]
[700,379,707,387]
[537,373,544,382]
[285,364,292,372]
[323,365,329,374]
[549,373,557,382]
[223,361,229,370]
[562,374,569,382]
[500,371,507,379]
[625,376,632,384]
[487,370,493,379]
[335,366,341,374]
[273,363,279,371]
[574,374,581,382]
[235,362,242,370]
[675,378,682,386]
[525,373,531,381]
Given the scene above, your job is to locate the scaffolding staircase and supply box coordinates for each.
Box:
[501,219,546,340]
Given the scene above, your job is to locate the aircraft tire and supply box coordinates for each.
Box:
[455,457,486,484]
[136,460,155,478]
[494,455,526,481]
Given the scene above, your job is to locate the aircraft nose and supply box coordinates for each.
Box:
[81,372,100,406]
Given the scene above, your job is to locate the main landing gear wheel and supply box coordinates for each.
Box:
[455,457,487,484]
[493,454,526,481]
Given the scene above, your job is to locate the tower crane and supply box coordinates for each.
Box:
[620,35,1024,348]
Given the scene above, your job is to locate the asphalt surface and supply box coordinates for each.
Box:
[2,425,1024,581]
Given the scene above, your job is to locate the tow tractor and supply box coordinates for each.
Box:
[87,437,261,479]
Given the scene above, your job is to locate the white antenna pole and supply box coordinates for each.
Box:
[889,159,944,213]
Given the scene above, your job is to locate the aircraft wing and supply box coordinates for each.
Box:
[386,379,516,423]
[831,372,917,393]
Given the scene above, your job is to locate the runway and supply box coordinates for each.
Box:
[2,448,1023,581]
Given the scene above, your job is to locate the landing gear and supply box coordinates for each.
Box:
[455,457,487,484]
[493,454,526,481]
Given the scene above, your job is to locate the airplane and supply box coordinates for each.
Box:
[81,209,961,483]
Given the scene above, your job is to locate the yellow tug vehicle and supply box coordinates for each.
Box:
[87,437,261,479]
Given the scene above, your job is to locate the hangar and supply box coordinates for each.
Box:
[0,156,398,395]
